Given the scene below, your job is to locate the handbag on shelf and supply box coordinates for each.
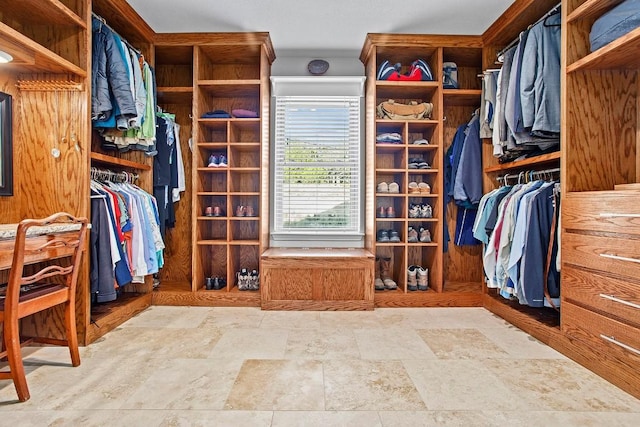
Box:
[376,99,433,120]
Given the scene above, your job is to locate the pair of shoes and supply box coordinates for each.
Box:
[204,206,225,217]
[409,203,432,218]
[237,268,259,290]
[375,256,397,290]
[412,138,429,145]
[407,226,432,243]
[208,153,228,167]
[377,59,434,81]
[409,182,431,194]
[235,205,256,217]
[205,276,226,290]
[377,229,401,243]
[407,265,429,291]
[377,182,399,193]
[408,157,430,169]
[377,206,396,218]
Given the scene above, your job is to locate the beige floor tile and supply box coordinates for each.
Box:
[272,410,381,426]
[355,327,438,360]
[121,305,212,329]
[483,359,640,412]
[318,310,391,329]
[323,359,426,411]
[403,359,530,411]
[416,307,510,329]
[417,328,509,359]
[210,328,289,359]
[260,310,321,329]
[122,357,244,410]
[378,410,530,427]
[225,359,324,410]
[0,409,167,427]
[158,410,274,426]
[479,325,567,359]
[284,328,361,359]
[83,326,222,360]
[200,306,265,329]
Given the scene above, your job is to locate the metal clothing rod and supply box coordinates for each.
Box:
[495,2,562,60]
[91,166,139,184]
[91,12,143,56]
[497,167,560,184]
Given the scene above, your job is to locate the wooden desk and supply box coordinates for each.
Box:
[0,223,82,271]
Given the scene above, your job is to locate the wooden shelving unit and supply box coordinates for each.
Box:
[361,34,484,306]
[483,151,561,173]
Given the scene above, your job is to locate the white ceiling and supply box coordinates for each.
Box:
[127,0,515,57]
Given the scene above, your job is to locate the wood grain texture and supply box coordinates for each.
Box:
[92,0,155,45]
[563,191,640,234]
[152,287,261,307]
[564,232,640,285]
[562,265,640,328]
[561,302,640,392]
[564,70,636,191]
[482,0,561,46]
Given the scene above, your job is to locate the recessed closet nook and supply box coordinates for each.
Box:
[0,0,638,399]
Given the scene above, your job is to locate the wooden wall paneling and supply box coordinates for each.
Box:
[157,103,193,284]
[564,70,637,192]
[364,51,377,251]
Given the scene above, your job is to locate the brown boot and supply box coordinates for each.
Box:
[379,257,397,290]
[374,257,384,291]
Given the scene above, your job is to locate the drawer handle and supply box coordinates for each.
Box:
[599,294,640,310]
[600,334,640,356]
[599,213,640,218]
[600,253,640,264]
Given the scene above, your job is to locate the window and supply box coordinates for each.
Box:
[270,77,365,248]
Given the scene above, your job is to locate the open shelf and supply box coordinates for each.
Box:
[443,89,482,106]
[567,0,624,23]
[484,151,560,173]
[90,152,152,170]
[567,26,640,72]
[157,87,193,104]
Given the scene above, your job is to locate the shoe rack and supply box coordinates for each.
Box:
[361,34,484,305]
[191,35,274,302]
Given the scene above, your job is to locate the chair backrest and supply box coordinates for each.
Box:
[4,212,89,313]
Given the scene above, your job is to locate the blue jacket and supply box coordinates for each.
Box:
[520,12,561,135]
[91,17,137,124]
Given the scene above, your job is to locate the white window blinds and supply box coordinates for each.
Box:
[270,77,365,247]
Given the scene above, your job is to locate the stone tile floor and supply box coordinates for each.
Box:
[1,306,639,426]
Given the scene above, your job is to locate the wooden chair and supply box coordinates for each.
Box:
[0,212,89,402]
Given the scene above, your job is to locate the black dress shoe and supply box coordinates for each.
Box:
[205,277,214,290]
[213,277,226,290]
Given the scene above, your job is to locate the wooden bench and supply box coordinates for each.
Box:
[260,248,375,310]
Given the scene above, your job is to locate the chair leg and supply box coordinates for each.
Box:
[4,320,30,401]
[64,301,80,367]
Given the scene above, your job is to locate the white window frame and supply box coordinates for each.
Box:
[270,76,366,248]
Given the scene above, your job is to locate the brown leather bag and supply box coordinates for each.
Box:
[377,99,433,120]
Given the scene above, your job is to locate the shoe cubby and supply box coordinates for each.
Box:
[376,172,405,193]
[229,245,260,290]
[231,195,259,216]
[375,45,439,84]
[198,195,227,217]
[197,84,261,117]
[230,120,260,143]
[376,145,406,170]
[407,121,438,145]
[199,121,228,143]
[376,195,404,219]
[199,245,228,285]
[229,145,260,168]
[229,170,260,193]
[230,220,259,242]
[376,122,405,144]
[375,246,406,291]
[197,220,227,242]
[376,220,405,245]
[197,169,227,192]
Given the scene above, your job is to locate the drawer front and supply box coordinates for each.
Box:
[562,302,640,365]
[563,232,640,280]
[564,191,640,235]
[563,265,640,327]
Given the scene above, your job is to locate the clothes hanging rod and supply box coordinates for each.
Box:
[91,12,143,56]
[495,2,561,61]
[497,167,560,184]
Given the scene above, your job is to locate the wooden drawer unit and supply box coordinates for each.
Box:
[563,265,640,328]
[564,191,640,235]
[563,232,640,280]
[562,302,640,368]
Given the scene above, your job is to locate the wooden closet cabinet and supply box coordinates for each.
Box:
[561,0,640,399]
[360,35,484,307]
